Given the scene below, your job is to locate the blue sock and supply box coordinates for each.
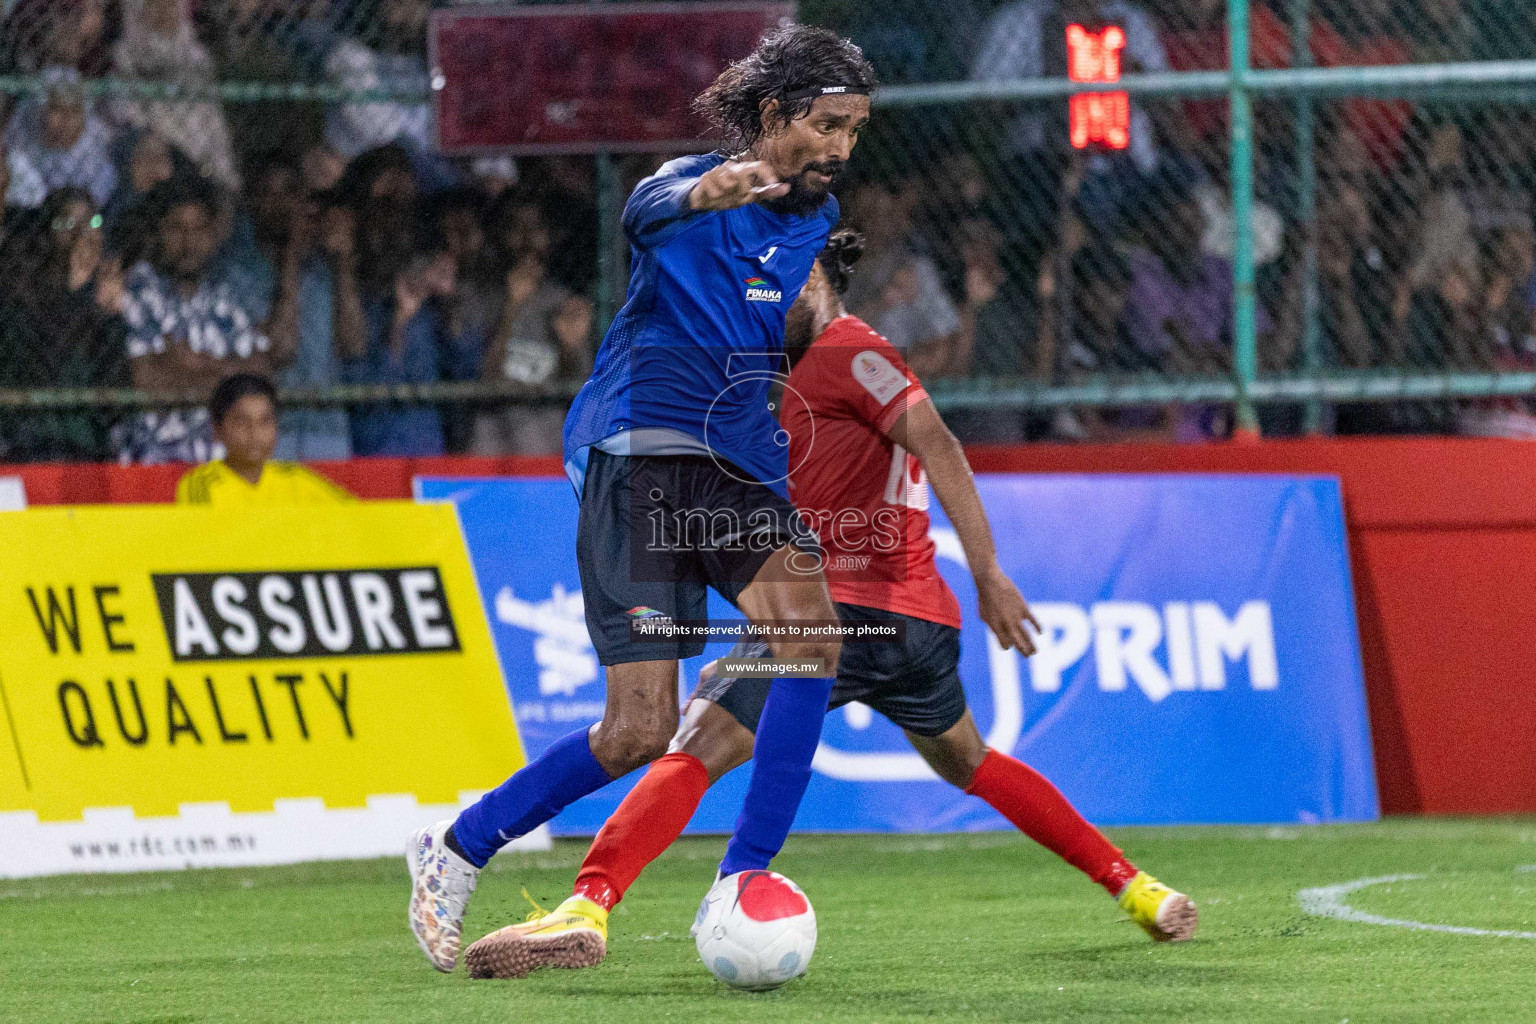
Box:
[451,728,612,868]
[719,676,835,876]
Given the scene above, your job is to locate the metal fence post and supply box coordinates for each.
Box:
[1229,0,1259,437]
[1291,0,1323,434]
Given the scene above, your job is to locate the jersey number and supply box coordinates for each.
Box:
[883,445,930,510]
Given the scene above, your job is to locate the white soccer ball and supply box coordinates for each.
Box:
[693,870,817,991]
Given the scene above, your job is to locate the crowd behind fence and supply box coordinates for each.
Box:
[0,0,1534,465]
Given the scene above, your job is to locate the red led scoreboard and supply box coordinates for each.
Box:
[431,2,792,155]
[1066,22,1129,151]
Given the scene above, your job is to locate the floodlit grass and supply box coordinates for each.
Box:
[3,820,1535,1022]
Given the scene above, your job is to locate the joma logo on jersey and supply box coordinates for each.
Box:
[744,276,782,303]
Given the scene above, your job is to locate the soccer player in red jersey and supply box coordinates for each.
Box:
[500,230,1197,975]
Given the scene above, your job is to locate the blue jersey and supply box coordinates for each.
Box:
[563,153,839,497]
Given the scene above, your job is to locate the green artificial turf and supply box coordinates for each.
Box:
[2,820,1534,1023]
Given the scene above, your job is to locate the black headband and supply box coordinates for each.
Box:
[783,85,871,102]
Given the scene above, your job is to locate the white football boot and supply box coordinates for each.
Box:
[407,820,480,971]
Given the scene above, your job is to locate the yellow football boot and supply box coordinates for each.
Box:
[1117,872,1198,942]
[464,894,609,979]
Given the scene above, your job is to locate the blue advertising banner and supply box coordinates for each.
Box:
[418,474,1378,834]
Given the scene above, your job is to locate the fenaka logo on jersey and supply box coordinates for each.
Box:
[744,276,782,303]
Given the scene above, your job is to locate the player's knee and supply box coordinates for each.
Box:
[591,719,675,774]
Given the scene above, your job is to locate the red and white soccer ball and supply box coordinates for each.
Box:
[693,870,818,991]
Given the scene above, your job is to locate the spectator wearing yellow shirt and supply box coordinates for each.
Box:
[176,374,353,506]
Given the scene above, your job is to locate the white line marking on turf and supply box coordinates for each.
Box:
[1517,865,1536,873]
[1298,873,1536,940]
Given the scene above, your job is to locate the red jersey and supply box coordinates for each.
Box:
[781,315,962,628]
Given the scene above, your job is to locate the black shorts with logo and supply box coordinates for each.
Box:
[695,603,967,738]
[576,448,821,665]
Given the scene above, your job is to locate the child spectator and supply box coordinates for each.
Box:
[176,373,354,505]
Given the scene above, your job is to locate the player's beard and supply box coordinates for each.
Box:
[762,159,846,216]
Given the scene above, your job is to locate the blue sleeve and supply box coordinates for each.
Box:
[622,155,722,251]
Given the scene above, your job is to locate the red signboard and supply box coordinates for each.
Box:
[1066,23,1129,151]
[430,2,793,156]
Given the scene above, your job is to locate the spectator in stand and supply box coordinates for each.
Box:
[940,215,1043,444]
[301,142,347,196]
[1460,211,1536,438]
[843,181,961,379]
[176,374,355,505]
[1049,241,1173,442]
[0,187,129,461]
[468,194,593,456]
[1392,246,1479,436]
[1391,115,1478,337]
[102,129,188,268]
[470,155,520,203]
[431,188,491,290]
[202,0,326,168]
[1310,0,1414,170]
[1123,169,1271,439]
[0,143,41,261]
[118,176,296,463]
[1403,0,1478,63]
[111,0,240,191]
[222,152,367,461]
[425,188,492,451]
[4,67,118,207]
[342,199,464,457]
[325,0,434,162]
[520,156,599,294]
[340,142,419,209]
[1164,0,1413,172]
[1,0,115,80]
[2,137,47,209]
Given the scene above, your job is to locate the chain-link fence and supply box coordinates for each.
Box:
[1,0,1535,464]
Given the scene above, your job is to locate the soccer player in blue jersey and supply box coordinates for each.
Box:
[406,24,876,976]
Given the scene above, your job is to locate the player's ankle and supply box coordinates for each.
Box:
[443,823,476,867]
[1103,859,1140,899]
[573,875,622,911]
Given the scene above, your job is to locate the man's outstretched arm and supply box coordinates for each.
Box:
[884,397,1039,655]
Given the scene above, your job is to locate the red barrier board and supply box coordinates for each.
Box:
[431,2,792,155]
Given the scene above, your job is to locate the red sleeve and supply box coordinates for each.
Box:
[829,330,928,433]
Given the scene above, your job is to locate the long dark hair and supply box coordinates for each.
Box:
[693,24,876,154]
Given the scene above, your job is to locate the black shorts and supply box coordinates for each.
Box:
[576,448,820,665]
[695,603,967,738]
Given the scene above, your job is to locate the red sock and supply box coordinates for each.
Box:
[965,749,1138,897]
[573,752,710,910]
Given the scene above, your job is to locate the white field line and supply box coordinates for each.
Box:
[1298,873,1536,940]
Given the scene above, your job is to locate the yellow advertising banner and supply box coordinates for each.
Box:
[0,503,525,831]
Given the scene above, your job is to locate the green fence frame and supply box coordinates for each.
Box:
[5,4,1536,426]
